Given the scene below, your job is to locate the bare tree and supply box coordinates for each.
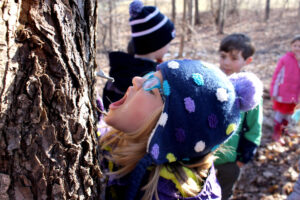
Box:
[298,0,300,18]
[172,0,176,24]
[194,0,201,25]
[187,0,193,37]
[216,0,226,34]
[109,0,113,49]
[178,0,187,57]
[228,0,239,16]
[0,0,102,199]
[265,0,271,21]
[188,0,193,25]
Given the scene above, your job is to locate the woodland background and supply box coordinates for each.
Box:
[97,0,300,199]
[0,0,299,199]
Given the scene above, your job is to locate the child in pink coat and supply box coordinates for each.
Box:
[270,35,300,144]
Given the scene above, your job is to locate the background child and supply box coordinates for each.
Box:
[102,0,175,109]
[287,106,300,200]
[214,33,263,200]
[270,35,300,144]
[99,59,263,200]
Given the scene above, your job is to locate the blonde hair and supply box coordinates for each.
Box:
[99,107,163,176]
[100,107,216,199]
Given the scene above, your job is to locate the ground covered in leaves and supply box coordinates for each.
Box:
[96,8,300,200]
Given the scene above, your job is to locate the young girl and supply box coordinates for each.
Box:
[270,35,300,144]
[99,60,263,200]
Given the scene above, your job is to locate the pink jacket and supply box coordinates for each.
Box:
[270,52,300,103]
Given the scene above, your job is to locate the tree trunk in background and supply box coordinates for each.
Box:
[265,0,270,21]
[216,0,226,34]
[194,0,201,25]
[172,0,176,24]
[0,0,102,199]
[228,0,239,16]
[188,0,193,25]
[187,0,193,38]
[298,0,300,18]
[178,0,187,57]
[109,0,113,50]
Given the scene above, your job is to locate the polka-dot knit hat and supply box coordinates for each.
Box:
[126,59,263,199]
[129,0,175,55]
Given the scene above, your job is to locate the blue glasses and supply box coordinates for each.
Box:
[142,72,165,102]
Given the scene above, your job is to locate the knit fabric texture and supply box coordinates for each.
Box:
[129,0,175,55]
[148,60,241,164]
[126,59,263,199]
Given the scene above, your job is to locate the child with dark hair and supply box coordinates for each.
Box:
[99,59,263,200]
[102,0,175,110]
[270,34,300,144]
[214,33,263,200]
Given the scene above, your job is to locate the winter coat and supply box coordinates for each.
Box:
[104,164,221,200]
[214,99,263,165]
[270,52,300,103]
[102,51,158,109]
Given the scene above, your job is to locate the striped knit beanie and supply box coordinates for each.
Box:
[126,59,263,199]
[129,0,175,55]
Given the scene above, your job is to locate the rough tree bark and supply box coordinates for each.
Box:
[0,0,102,199]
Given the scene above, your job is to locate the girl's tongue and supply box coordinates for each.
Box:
[109,93,127,110]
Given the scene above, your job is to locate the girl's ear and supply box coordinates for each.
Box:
[245,56,253,65]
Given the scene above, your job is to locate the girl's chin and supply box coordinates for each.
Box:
[103,111,114,124]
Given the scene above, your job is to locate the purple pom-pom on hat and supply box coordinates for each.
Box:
[129,0,144,18]
[229,72,263,111]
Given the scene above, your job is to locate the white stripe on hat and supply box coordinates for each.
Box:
[130,8,159,25]
[131,16,168,37]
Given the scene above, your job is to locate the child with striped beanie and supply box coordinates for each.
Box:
[102,0,175,110]
[129,0,175,55]
[100,59,263,200]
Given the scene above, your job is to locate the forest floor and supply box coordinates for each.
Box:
[96,8,300,200]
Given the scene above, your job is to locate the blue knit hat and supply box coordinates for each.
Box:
[129,0,175,55]
[126,60,263,199]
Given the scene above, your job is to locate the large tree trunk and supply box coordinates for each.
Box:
[0,0,102,199]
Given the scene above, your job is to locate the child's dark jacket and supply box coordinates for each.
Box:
[102,51,158,109]
[104,164,221,200]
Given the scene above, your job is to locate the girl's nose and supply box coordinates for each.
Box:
[132,76,144,89]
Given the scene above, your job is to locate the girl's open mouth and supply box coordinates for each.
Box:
[109,91,128,110]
